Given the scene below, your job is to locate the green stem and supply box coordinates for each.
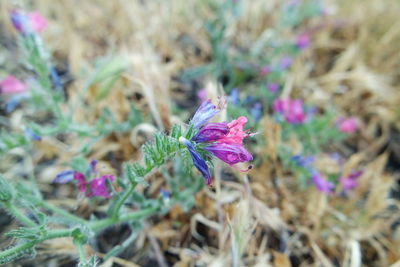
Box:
[23,195,87,225]
[0,207,158,261]
[111,182,137,219]
[76,241,86,264]
[2,202,37,228]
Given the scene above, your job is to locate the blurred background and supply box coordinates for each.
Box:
[1,0,400,266]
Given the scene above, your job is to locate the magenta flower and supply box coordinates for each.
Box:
[311,172,334,194]
[267,83,279,93]
[0,75,27,94]
[337,117,358,134]
[197,89,207,102]
[53,160,114,199]
[10,10,47,34]
[295,33,310,50]
[90,175,115,198]
[181,100,254,185]
[339,170,363,192]
[273,98,305,124]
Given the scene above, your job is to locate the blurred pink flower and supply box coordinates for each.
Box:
[197,89,207,102]
[0,75,27,94]
[10,9,47,34]
[90,175,115,199]
[296,33,310,50]
[339,170,363,192]
[337,117,358,133]
[273,98,305,124]
[311,172,334,194]
[259,65,270,76]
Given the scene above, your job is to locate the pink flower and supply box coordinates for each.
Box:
[0,75,27,94]
[273,98,305,124]
[311,172,334,194]
[197,89,207,102]
[74,172,88,194]
[295,33,310,50]
[259,65,270,76]
[337,117,358,133]
[10,10,47,34]
[216,116,251,144]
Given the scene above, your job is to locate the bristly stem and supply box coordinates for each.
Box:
[23,195,87,225]
[111,182,137,219]
[2,201,37,228]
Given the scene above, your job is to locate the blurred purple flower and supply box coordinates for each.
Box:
[291,155,315,170]
[311,171,334,194]
[279,56,292,70]
[197,89,207,102]
[24,128,42,141]
[296,34,310,50]
[339,170,363,192]
[267,83,279,93]
[53,170,75,184]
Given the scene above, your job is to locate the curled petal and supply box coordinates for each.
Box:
[190,100,220,129]
[53,170,75,184]
[204,143,253,166]
[90,175,114,198]
[192,123,229,143]
[179,137,212,185]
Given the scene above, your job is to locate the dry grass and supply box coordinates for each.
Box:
[1,0,400,266]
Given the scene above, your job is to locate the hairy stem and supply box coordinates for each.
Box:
[110,182,137,219]
[2,202,37,228]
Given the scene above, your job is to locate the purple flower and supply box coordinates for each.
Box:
[0,75,28,94]
[192,123,229,143]
[336,117,358,134]
[197,89,207,102]
[90,175,114,198]
[279,56,292,70]
[291,155,315,170]
[311,172,334,194]
[267,83,279,93]
[339,170,363,192]
[295,34,310,50]
[204,143,253,166]
[179,137,212,185]
[229,89,240,105]
[190,100,221,129]
[24,128,42,141]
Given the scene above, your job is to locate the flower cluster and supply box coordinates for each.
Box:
[54,160,115,198]
[272,98,305,124]
[180,100,254,185]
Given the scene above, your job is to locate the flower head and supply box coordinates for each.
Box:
[259,65,270,76]
[337,117,358,134]
[0,75,27,94]
[273,98,305,124]
[216,116,251,144]
[10,10,47,34]
[279,56,292,70]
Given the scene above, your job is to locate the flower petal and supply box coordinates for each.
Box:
[204,143,253,166]
[190,100,220,129]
